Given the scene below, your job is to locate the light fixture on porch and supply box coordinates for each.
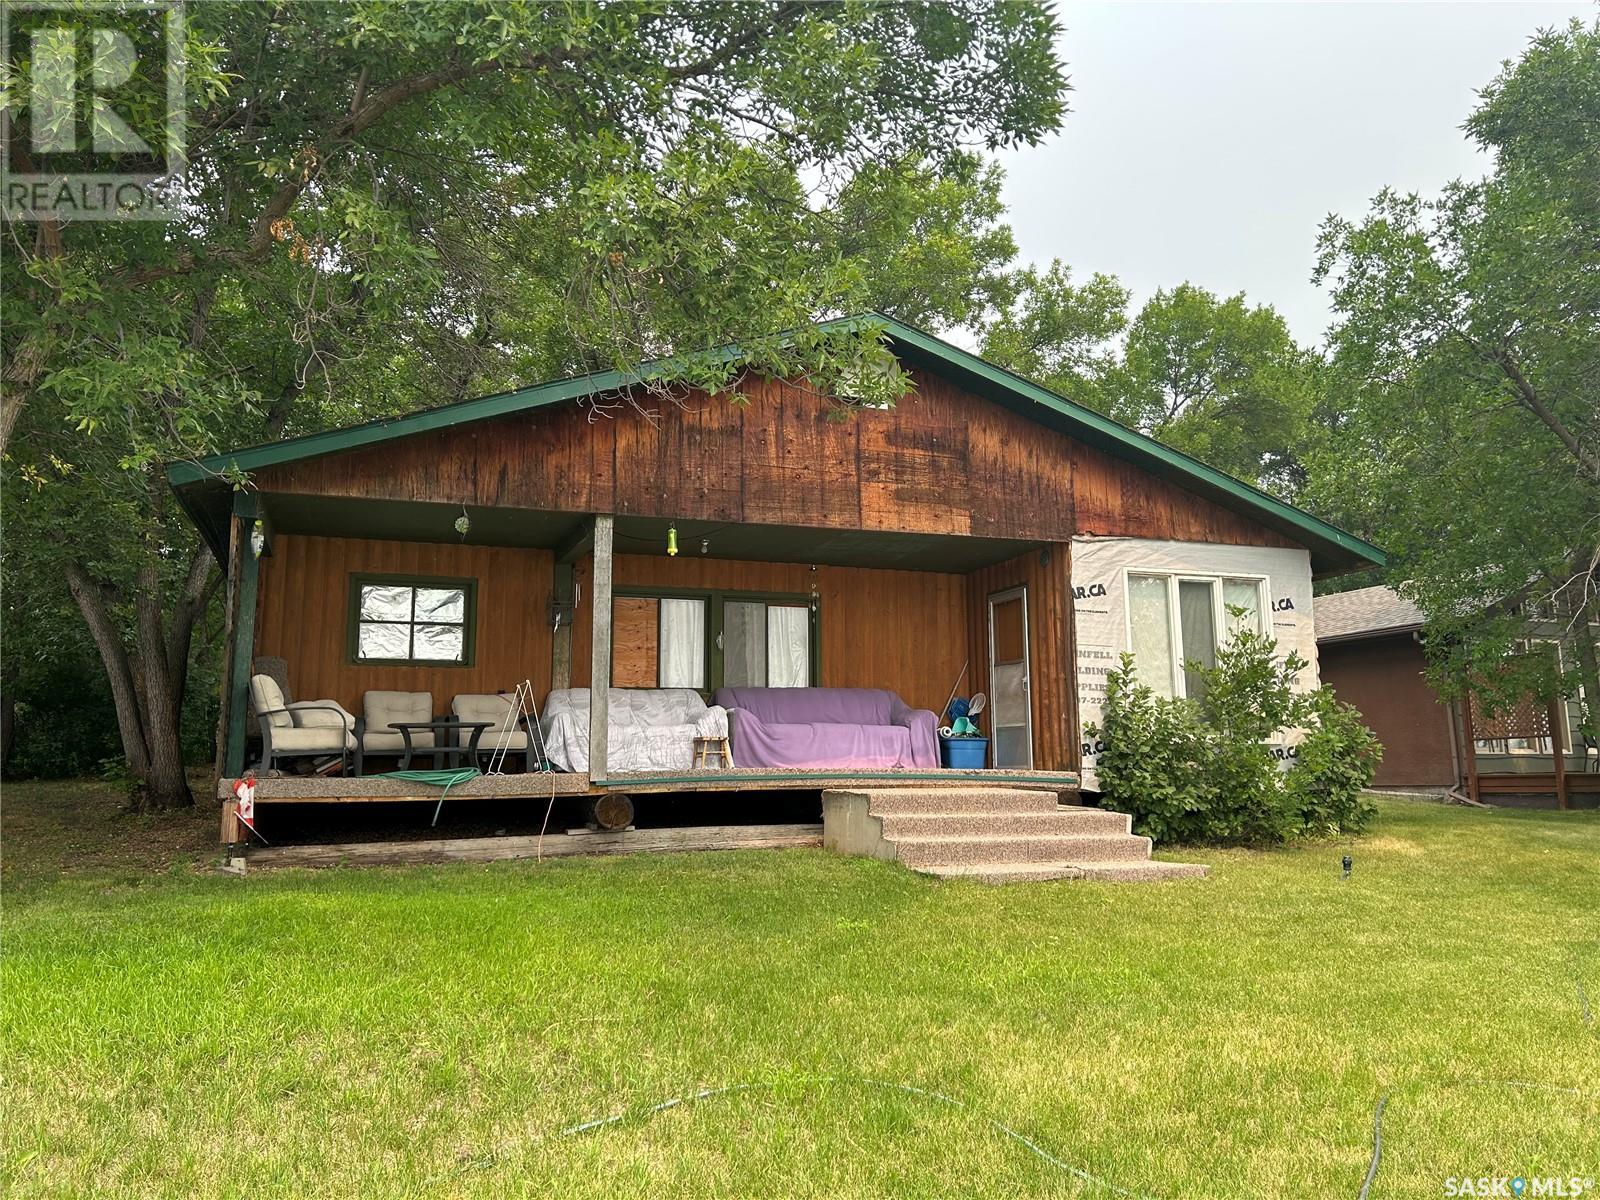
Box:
[700,537,709,555]
[249,519,266,558]
[454,505,471,540]
[666,524,679,556]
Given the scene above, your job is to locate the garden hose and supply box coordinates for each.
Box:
[434,948,1596,1197]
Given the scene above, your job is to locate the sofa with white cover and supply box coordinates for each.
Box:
[540,688,730,773]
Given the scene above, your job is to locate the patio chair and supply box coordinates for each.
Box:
[451,693,540,772]
[355,691,435,775]
[248,674,356,775]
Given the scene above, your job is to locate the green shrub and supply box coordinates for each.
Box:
[1086,623,1383,846]
[1286,689,1382,835]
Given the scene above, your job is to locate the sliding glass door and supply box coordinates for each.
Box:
[612,589,815,692]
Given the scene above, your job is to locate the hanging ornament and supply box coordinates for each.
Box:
[454,506,471,540]
[249,518,266,558]
[666,525,679,556]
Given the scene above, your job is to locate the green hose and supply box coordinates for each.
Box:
[377,768,481,826]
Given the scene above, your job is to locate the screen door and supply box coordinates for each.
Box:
[987,586,1032,768]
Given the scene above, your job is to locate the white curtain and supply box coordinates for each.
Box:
[658,598,705,688]
[723,600,767,688]
[1223,579,1262,638]
[766,606,810,687]
[1128,575,1175,696]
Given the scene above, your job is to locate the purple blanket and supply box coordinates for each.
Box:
[713,686,939,769]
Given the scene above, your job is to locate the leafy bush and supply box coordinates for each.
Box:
[1287,689,1382,835]
[1086,623,1383,846]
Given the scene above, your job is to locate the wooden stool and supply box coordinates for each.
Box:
[693,736,732,769]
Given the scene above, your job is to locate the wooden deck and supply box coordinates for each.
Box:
[241,823,824,869]
[219,766,1080,804]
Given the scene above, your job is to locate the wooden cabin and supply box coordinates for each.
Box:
[170,316,1384,844]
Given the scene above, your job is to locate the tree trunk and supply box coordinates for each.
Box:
[135,558,195,810]
[65,562,151,778]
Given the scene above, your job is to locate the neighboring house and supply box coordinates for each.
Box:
[169,315,1384,815]
[1315,587,1456,788]
[1315,584,1595,805]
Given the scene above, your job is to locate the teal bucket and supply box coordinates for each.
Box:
[940,736,989,769]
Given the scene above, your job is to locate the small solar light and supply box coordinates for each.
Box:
[249,518,266,558]
[1342,854,1353,880]
[454,506,471,539]
[700,537,709,555]
[666,525,679,556]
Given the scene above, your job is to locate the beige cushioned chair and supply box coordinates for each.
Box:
[248,674,356,774]
[452,693,540,772]
[356,691,435,773]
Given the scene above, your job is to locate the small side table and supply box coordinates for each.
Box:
[393,720,492,770]
[693,736,732,770]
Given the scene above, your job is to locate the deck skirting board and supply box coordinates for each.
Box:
[245,823,823,868]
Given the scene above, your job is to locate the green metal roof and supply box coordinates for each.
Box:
[167,313,1384,575]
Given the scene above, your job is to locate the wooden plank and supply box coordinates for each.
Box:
[224,496,261,777]
[245,823,825,868]
[255,372,1299,552]
[611,596,660,687]
[254,534,556,717]
[589,514,614,781]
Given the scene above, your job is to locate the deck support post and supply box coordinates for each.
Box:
[588,514,614,783]
[221,493,262,780]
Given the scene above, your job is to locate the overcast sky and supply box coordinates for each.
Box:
[996,1,1594,347]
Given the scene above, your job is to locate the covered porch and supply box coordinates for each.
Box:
[205,490,1083,843]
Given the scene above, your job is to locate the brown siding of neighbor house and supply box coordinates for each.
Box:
[254,533,554,717]
[252,368,1300,551]
[1318,633,1457,787]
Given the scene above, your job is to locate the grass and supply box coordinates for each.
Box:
[2,783,1596,1198]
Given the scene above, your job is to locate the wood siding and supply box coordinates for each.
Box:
[965,544,1078,772]
[569,553,969,720]
[1318,634,1457,787]
[255,369,1298,550]
[254,534,553,715]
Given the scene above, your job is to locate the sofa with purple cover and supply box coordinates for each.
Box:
[713,686,939,769]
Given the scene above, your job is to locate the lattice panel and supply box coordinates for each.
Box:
[1471,694,1553,741]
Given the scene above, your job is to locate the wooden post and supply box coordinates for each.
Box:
[551,562,574,691]
[223,494,262,779]
[588,514,614,783]
[1462,693,1480,805]
[1550,696,1569,811]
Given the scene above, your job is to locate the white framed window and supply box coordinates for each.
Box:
[1124,571,1266,700]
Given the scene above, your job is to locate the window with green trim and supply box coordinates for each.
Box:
[348,574,476,665]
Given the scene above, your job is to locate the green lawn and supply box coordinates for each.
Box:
[3,788,1596,1198]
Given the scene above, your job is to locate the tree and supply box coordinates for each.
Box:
[982,271,1315,493]
[1309,17,1600,730]
[1,2,1069,806]
[1112,286,1317,493]
[978,260,1131,410]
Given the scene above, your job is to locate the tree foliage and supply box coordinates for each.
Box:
[981,270,1316,492]
[1308,17,1599,723]
[0,1,1069,804]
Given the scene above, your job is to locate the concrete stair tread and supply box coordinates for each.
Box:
[1076,859,1210,882]
[926,862,1087,883]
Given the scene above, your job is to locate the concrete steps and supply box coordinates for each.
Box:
[821,786,1207,885]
